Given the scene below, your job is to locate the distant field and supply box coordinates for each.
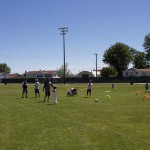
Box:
[0,83,150,150]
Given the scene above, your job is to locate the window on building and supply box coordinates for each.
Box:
[37,74,43,78]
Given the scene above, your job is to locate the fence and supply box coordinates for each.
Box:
[2,76,150,84]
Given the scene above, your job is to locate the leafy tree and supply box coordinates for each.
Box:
[100,67,118,77]
[57,63,72,78]
[103,42,131,76]
[0,63,11,73]
[143,33,150,59]
[132,52,149,69]
[129,47,139,62]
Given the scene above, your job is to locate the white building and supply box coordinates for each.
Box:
[24,70,59,79]
[123,68,150,77]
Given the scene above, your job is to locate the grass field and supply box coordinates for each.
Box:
[1,83,150,150]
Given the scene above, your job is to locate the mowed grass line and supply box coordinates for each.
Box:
[0,83,150,150]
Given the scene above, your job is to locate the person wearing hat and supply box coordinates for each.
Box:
[35,79,40,98]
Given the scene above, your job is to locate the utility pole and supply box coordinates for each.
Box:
[94,53,98,78]
[59,27,68,84]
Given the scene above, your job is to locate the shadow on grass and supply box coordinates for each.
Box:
[17,97,39,99]
[37,101,57,105]
[16,97,23,99]
[37,101,46,103]
[46,103,56,105]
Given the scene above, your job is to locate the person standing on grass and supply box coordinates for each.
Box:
[22,79,28,98]
[43,78,54,102]
[35,79,40,98]
[87,80,93,97]
[112,82,116,90]
[145,82,149,93]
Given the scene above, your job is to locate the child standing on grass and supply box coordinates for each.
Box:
[52,87,58,104]
[35,79,40,98]
[22,79,28,98]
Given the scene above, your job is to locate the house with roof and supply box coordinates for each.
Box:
[122,68,150,77]
[6,73,23,78]
[24,70,59,79]
[76,71,95,78]
[0,73,6,82]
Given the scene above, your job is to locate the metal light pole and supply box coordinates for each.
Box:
[59,27,68,84]
[94,53,98,78]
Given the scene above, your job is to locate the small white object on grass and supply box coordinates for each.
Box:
[95,99,98,102]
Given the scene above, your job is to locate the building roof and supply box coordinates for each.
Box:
[77,71,95,77]
[6,74,23,78]
[25,70,57,74]
[125,68,150,72]
[138,69,150,72]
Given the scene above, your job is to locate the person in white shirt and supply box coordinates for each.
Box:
[87,80,92,96]
[35,79,40,98]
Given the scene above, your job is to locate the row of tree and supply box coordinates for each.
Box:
[101,33,150,77]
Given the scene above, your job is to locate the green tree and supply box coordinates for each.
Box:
[0,63,11,73]
[129,47,138,62]
[132,52,149,69]
[103,42,131,76]
[143,33,150,59]
[101,67,118,77]
[57,63,72,78]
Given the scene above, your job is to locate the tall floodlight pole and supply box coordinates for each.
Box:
[59,27,68,84]
[94,53,98,78]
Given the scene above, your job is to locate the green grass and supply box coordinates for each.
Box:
[0,83,150,150]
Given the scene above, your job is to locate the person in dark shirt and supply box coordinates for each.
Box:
[22,79,28,98]
[145,82,149,93]
[43,78,54,102]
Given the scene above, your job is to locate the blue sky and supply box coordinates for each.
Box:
[0,0,150,74]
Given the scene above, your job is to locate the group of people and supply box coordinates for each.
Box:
[22,79,94,101]
[22,78,58,104]
[22,79,150,102]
